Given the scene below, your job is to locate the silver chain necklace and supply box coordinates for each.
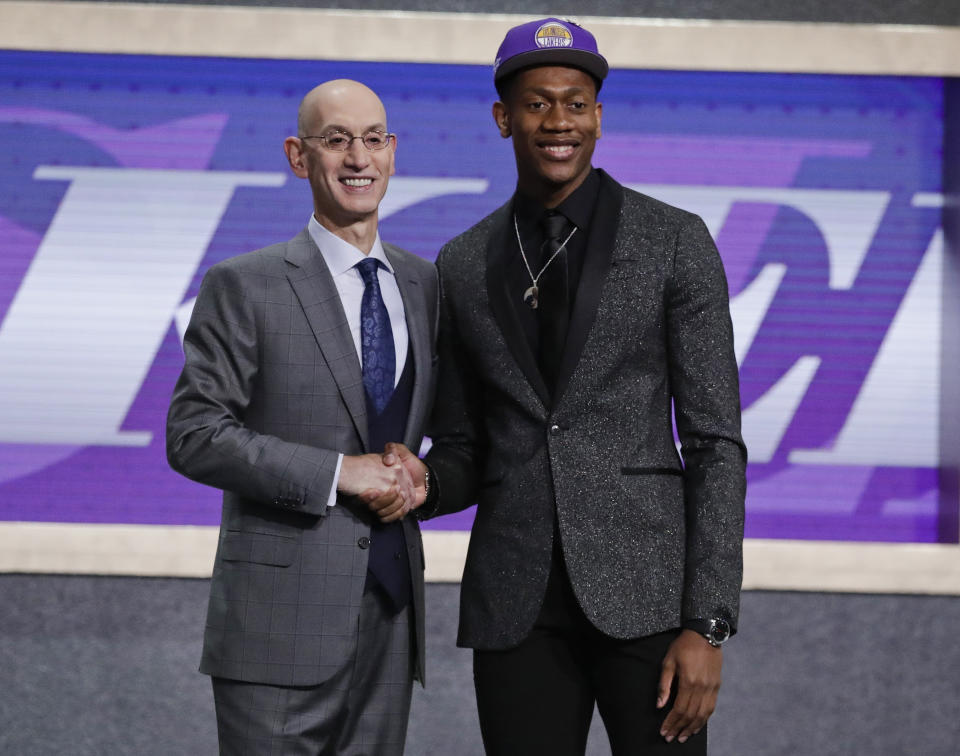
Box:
[513,213,577,310]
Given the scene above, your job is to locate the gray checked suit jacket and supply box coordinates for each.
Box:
[424,170,747,651]
[167,228,438,685]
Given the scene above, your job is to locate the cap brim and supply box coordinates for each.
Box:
[494,49,609,84]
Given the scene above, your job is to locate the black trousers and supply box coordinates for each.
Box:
[473,551,707,756]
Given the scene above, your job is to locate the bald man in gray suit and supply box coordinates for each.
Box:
[167,80,437,755]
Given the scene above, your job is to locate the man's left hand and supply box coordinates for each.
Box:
[657,629,722,744]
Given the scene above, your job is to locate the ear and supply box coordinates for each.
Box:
[594,101,603,139]
[283,136,309,178]
[492,101,511,138]
[388,133,397,177]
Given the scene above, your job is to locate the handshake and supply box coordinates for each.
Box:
[337,443,428,523]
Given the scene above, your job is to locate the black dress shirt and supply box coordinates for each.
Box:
[508,169,601,385]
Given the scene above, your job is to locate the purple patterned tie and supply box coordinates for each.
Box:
[356,257,395,415]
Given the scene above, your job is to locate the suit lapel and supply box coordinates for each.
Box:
[485,203,551,408]
[284,229,369,449]
[553,172,625,405]
[384,243,431,449]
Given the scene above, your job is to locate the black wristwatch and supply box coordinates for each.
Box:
[685,618,731,648]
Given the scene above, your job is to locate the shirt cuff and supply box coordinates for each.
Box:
[326,453,343,508]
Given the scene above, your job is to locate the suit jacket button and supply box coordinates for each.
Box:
[549,424,561,435]
[357,536,371,549]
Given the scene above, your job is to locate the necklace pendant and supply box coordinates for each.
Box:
[523,285,539,309]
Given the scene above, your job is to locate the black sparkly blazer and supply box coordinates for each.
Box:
[424,169,747,650]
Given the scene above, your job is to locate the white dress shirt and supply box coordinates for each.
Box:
[307,216,410,506]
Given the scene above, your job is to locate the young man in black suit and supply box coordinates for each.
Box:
[378,17,746,755]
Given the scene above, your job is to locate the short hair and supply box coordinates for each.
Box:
[296,96,311,137]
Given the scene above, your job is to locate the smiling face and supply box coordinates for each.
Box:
[493,65,602,207]
[284,80,395,244]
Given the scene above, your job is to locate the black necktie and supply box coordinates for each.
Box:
[538,212,570,397]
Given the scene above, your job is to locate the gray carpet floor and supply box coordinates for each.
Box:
[1,575,959,755]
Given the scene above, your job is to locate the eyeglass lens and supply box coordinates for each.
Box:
[319,132,392,151]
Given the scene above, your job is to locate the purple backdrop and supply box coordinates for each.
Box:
[0,52,951,542]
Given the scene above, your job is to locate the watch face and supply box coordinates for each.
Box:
[710,618,731,643]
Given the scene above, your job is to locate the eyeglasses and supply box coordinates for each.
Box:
[300,131,395,152]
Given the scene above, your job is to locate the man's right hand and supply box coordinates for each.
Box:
[382,443,427,505]
[355,443,428,523]
[338,453,414,522]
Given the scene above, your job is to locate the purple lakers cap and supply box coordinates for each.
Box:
[493,17,609,86]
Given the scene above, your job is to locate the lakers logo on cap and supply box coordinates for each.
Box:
[534,22,573,49]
